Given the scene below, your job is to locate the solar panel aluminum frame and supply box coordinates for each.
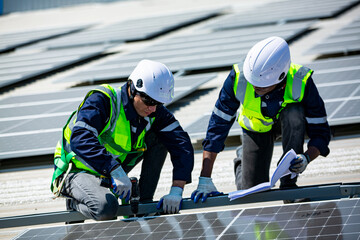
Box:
[1,182,359,229]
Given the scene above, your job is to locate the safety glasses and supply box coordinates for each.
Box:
[137,92,163,107]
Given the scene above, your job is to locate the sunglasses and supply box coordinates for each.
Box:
[137,92,163,107]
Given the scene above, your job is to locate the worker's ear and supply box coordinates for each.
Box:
[128,80,136,101]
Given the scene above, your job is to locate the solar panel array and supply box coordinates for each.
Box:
[201,0,360,31]
[185,55,360,140]
[0,24,91,53]
[14,198,360,239]
[0,9,225,91]
[0,45,110,90]
[306,17,360,56]
[0,73,217,160]
[26,9,222,50]
[52,21,314,84]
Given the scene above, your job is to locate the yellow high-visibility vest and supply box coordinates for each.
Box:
[233,63,312,132]
[51,84,154,193]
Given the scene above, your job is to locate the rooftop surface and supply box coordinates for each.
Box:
[0,0,360,239]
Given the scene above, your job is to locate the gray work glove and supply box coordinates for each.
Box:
[157,186,183,214]
[110,165,131,202]
[191,177,222,203]
[290,154,310,174]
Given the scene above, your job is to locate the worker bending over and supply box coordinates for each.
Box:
[192,36,331,203]
[51,59,194,220]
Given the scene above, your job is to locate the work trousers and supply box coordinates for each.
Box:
[61,130,168,220]
[233,103,306,190]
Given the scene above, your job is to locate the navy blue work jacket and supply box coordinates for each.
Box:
[70,83,194,183]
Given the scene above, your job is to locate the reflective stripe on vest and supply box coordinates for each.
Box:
[233,64,247,103]
[233,63,312,132]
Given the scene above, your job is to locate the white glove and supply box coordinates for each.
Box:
[289,154,310,174]
[157,186,183,214]
[191,177,222,203]
[110,165,131,201]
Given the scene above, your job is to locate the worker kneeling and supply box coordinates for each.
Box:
[191,36,331,203]
[51,59,194,221]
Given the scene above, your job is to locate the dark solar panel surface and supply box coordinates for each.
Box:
[14,198,360,239]
[0,45,109,90]
[0,73,216,160]
[201,0,359,31]
[185,55,360,140]
[27,9,222,50]
[306,18,360,56]
[185,113,241,140]
[0,101,77,119]
[53,21,313,84]
[0,25,90,53]
[0,131,61,160]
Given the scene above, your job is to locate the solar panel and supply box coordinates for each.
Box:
[327,99,360,126]
[306,18,360,56]
[0,73,217,160]
[185,113,242,140]
[0,131,61,160]
[201,0,359,31]
[13,198,360,239]
[52,21,313,84]
[305,55,360,71]
[0,45,109,90]
[308,56,360,126]
[184,55,360,140]
[26,9,222,50]
[0,25,91,53]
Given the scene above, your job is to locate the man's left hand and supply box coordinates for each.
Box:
[290,154,310,174]
[156,186,183,214]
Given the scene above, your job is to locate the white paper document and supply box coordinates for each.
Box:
[228,149,297,201]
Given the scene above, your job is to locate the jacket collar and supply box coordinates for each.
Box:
[121,84,138,121]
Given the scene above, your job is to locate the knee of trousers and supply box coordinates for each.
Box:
[91,193,119,221]
[280,104,305,129]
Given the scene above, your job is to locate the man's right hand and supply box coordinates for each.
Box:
[191,177,222,203]
[110,166,131,202]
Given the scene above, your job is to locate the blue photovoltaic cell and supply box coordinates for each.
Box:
[14,198,360,239]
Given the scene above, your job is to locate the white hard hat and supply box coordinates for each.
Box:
[129,59,174,104]
[243,36,291,87]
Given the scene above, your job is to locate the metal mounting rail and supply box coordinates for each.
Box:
[1,182,359,229]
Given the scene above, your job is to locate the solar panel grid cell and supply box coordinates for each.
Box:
[15,198,359,239]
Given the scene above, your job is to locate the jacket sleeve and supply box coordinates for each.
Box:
[151,106,194,184]
[70,92,120,177]
[302,77,331,156]
[202,69,241,153]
